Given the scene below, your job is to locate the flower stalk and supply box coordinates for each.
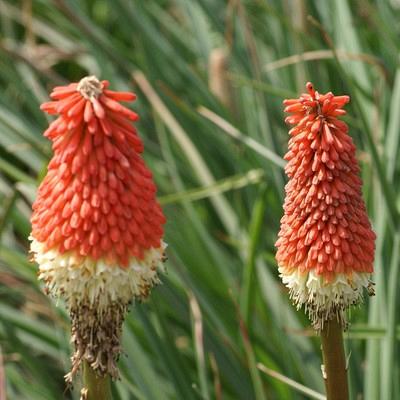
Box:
[320,318,349,400]
[82,361,112,400]
[276,82,375,398]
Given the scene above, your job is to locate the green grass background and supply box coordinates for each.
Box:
[0,0,399,399]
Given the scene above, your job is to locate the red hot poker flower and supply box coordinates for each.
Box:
[275,82,375,329]
[30,76,166,380]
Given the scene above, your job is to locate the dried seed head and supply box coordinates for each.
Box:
[65,300,127,382]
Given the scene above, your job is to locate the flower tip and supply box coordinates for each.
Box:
[342,95,350,104]
[306,82,315,96]
[77,75,103,100]
[101,80,110,89]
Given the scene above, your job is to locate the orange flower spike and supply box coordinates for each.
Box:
[276,82,375,329]
[30,76,167,380]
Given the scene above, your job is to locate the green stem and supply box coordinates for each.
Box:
[381,234,400,400]
[82,362,112,400]
[320,319,349,400]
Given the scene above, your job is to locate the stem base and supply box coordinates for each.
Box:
[81,361,112,400]
[320,318,349,400]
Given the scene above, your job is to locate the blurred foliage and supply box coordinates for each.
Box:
[0,0,399,399]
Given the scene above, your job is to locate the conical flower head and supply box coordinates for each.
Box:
[275,83,375,329]
[30,76,166,379]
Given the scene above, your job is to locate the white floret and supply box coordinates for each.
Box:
[30,237,167,311]
[278,266,374,329]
